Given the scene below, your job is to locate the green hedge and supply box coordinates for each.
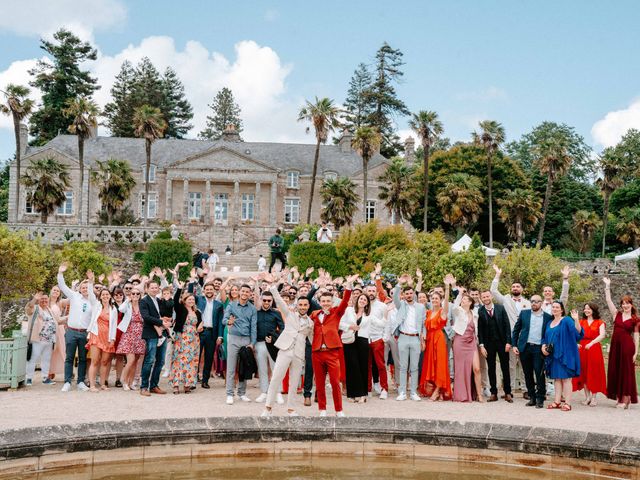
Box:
[288,242,348,277]
[141,238,193,280]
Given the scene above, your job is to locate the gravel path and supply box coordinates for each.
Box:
[1,373,638,437]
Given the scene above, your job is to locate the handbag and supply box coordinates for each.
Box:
[341,329,355,345]
[26,306,39,361]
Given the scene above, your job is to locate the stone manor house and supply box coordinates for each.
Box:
[8,125,417,248]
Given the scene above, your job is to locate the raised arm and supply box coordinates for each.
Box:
[56,263,75,299]
[559,265,570,305]
[490,264,507,305]
[602,277,618,320]
[441,274,454,320]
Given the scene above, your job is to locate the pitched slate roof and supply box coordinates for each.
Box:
[25,135,389,176]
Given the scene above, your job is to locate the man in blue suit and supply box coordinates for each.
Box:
[512,294,552,408]
[192,281,225,389]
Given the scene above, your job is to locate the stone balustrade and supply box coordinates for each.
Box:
[5,224,163,245]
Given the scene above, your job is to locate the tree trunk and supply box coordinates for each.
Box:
[423,140,430,232]
[362,157,369,223]
[144,139,151,227]
[601,193,610,257]
[394,207,401,225]
[306,140,321,224]
[78,136,85,225]
[13,113,21,222]
[536,173,554,247]
[41,211,48,224]
[108,209,113,226]
[487,152,493,248]
[516,215,523,247]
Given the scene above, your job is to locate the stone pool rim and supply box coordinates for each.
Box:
[0,416,638,473]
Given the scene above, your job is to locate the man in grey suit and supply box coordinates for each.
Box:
[390,274,427,402]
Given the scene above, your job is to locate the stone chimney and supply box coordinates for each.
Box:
[404,136,416,165]
[19,123,28,156]
[221,124,242,142]
[338,129,353,153]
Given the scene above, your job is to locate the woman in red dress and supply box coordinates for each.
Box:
[603,277,639,409]
[86,285,118,392]
[572,303,607,406]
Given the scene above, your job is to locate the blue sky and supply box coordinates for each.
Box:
[1,0,640,160]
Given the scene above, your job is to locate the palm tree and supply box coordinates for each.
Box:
[133,105,167,227]
[91,158,136,225]
[297,97,342,223]
[352,126,381,223]
[572,210,602,254]
[63,96,100,225]
[497,188,542,247]
[472,120,505,248]
[319,177,360,229]
[21,157,70,224]
[533,133,573,246]
[377,157,418,224]
[616,207,640,249]
[1,84,34,220]
[409,110,443,232]
[597,147,625,256]
[436,173,484,235]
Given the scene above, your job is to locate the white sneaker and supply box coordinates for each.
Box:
[380,390,388,400]
[336,411,346,418]
[260,409,272,417]
[240,395,252,402]
[255,393,267,403]
[483,388,491,398]
[61,382,71,392]
[410,393,422,402]
[277,393,285,404]
[122,384,131,391]
[319,410,327,417]
[396,392,407,401]
[77,382,90,392]
[288,410,299,417]
[226,395,234,405]
[373,382,381,395]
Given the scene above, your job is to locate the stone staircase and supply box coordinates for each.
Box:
[213,241,272,274]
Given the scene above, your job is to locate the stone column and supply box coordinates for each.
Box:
[182,178,189,224]
[255,182,261,225]
[233,180,240,224]
[80,166,89,225]
[205,180,212,225]
[8,163,17,223]
[165,178,173,221]
[269,181,277,226]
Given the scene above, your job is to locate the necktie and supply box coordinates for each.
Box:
[488,308,493,317]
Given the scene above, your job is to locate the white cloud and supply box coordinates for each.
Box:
[0,0,127,41]
[591,98,640,148]
[1,36,310,144]
[0,58,43,129]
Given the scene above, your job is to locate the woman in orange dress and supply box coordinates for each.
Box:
[418,276,453,401]
[572,303,607,406]
[86,285,118,392]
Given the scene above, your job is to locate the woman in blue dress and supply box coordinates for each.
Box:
[542,301,584,411]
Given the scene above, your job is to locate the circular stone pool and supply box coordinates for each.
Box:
[4,456,629,480]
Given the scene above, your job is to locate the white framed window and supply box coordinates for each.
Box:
[324,171,338,181]
[139,192,157,219]
[286,171,300,189]
[241,193,255,221]
[24,193,35,215]
[188,192,202,220]
[366,200,376,223]
[141,164,157,184]
[284,198,300,224]
[214,193,228,224]
[56,191,73,216]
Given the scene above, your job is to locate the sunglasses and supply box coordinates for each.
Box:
[124,287,132,290]
[262,299,273,302]
[130,292,141,296]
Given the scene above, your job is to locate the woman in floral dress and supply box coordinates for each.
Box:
[171,286,203,394]
[116,287,147,390]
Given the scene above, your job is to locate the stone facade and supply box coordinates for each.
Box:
[8,128,399,239]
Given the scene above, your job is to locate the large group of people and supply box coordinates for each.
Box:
[22,251,639,416]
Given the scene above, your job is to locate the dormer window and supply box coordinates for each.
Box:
[287,171,300,189]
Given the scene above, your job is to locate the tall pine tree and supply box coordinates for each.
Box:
[199,87,243,140]
[103,57,193,138]
[28,28,99,145]
[364,42,409,157]
[343,63,373,132]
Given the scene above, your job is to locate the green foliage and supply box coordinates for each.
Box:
[133,251,146,262]
[481,247,592,308]
[335,221,411,274]
[199,87,243,140]
[0,161,8,222]
[0,227,49,301]
[91,158,136,224]
[28,29,99,146]
[21,157,71,223]
[282,224,321,253]
[141,238,193,280]
[320,177,360,228]
[97,205,138,226]
[343,63,374,131]
[610,179,640,212]
[288,243,348,278]
[59,242,112,282]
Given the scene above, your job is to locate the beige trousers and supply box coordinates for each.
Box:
[265,347,304,410]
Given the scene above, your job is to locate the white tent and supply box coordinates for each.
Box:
[451,234,499,257]
[614,248,640,263]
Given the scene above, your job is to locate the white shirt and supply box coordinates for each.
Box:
[368,299,387,342]
[57,273,92,330]
[403,303,418,334]
[207,253,219,268]
[202,298,214,328]
[316,227,333,243]
[257,257,267,271]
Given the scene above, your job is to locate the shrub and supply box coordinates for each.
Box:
[59,241,113,283]
[481,246,593,308]
[141,238,193,280]
[288,242,348,277]
[282,224,321,253]
[133,251,146,262]
[335,221,411,275]
[97,205,138,226]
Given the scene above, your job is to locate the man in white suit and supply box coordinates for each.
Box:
[261,272,314,417]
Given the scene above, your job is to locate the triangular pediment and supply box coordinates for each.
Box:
[169,146,279,173]
[352,159,390,179]
[21,146,79,167]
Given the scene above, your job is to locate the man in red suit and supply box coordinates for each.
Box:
[310,274,358,417]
